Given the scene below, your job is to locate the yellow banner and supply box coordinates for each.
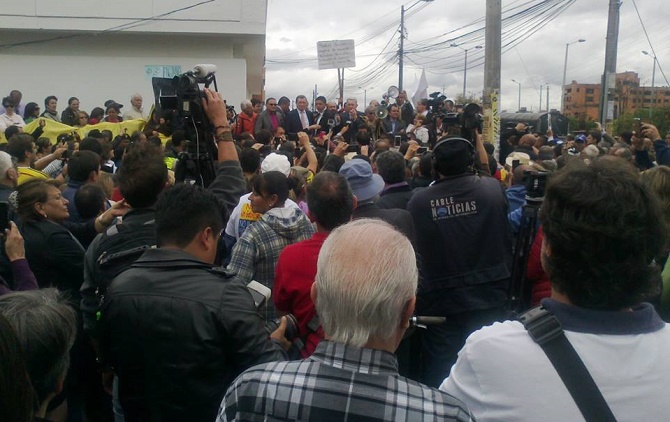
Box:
[1,119,147,144]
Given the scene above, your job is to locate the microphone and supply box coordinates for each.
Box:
[192,64,217,78]
[409,316,446,327]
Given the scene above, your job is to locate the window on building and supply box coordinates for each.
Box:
[586,96,594,102]
[576,88,580,92]
[665,91,670,96]
[566,88,572,94]
[645,91,652,95]
[644,99,651,103]
[586,88,594,94]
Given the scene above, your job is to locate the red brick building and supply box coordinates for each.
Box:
[563,71,670,120]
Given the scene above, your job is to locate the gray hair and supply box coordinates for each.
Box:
[130,93,142,101]
[0,288,77,406]
[315,219,417,347]
[346,97,358,105]
[240,99,252,109]
[0,151,13,180]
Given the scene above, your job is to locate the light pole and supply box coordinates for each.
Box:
[399,0,434,91]
[561,38,586,113]
[451,43,483,100]
[358,86,373,106]
[642,50,657,119]
[511,79,521,112]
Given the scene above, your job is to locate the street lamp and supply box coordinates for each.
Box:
[560,38,586,113]
[399,0,434,91]
[451,43,483,100]
[642,50,657,119]
[358,86,373,106]
[511,79,521,112]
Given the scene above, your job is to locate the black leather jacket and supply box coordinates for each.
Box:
[101,248,285,422]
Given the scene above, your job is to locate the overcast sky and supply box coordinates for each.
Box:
[264,0,669,113]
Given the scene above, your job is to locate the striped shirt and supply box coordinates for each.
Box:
[220,340,474,422]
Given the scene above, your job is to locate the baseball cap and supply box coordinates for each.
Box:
[574,134,587,143]
[261,153,291,176]
[339,158,384,201]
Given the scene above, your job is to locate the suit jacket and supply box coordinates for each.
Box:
[381,117,407,137]
[286,109,314,135]
[353,202,416,246]
[255,110,284,134]
[311,109,335,135]
[333,111,365,144]
[398,102,415,127]
[377,183,415,211]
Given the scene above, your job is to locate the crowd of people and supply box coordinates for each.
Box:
[0,84,669,422]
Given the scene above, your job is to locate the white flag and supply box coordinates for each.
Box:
[412,69,429,106]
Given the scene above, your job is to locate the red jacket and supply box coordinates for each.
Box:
[234,112,257,137]
[273,232,328,357]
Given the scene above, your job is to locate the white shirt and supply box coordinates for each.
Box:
[123,107,146,121]
[0,112,25,128]
[440,302,670,422]
[225,193,299,240]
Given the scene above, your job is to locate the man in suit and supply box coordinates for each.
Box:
[339,158,415,245]
[286,95,319,136]
[381,104,407,139]
[311,96,335,136]
[334,97,365,145]
[396,90,414,127]
[254,97,284,134]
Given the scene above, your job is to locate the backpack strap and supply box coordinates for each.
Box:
[519,307,617,422]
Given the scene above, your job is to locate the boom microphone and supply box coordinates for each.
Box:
[192,64,217,78]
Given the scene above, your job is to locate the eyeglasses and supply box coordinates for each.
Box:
[267,103,277,106]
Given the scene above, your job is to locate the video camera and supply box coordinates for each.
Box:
[152,64,219,186]
[439,101,483,144]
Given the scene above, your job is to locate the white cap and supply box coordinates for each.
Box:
[260,153,291,176]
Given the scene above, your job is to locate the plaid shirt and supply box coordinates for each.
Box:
[220,340,474,422]
[227,208,314,321]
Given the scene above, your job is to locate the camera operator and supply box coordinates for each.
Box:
[222,219,474,422]
[81,88,251,419]
[407,136,512,388]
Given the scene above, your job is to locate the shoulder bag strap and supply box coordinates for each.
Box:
[519,306,617,422]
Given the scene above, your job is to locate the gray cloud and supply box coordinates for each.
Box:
[265,0,669,112]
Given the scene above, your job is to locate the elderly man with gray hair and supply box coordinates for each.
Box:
[220,219,473,422]
[234,99,257,138]
[0,288,77,420]
[122,93,146,120]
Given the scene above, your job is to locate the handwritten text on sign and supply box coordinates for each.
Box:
[317,40,356,70]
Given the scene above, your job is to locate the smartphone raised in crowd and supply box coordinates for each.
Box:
[0,202,9,233]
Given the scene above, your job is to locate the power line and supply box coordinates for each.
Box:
[631,0,670,86]
[0,0,215,49]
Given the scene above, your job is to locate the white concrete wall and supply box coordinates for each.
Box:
[0,0,267,34]
[0,0,267,115]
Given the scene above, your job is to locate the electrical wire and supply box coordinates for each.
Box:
[631,0,670,86]
[0,0,216,49]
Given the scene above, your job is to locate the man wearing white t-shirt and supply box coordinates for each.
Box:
[440,157,670,422]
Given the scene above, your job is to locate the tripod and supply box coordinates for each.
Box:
[507,199,542,316]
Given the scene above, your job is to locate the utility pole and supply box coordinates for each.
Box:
[546,84,550,112]
[398,0,433,92]
[399,5,405,92]
[599,0,621,127]
[483,0,501,155]
[512,79,521,112]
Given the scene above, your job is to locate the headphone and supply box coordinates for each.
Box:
[432,137,476,175]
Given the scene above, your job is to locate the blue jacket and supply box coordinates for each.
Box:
[505,185,526,214]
